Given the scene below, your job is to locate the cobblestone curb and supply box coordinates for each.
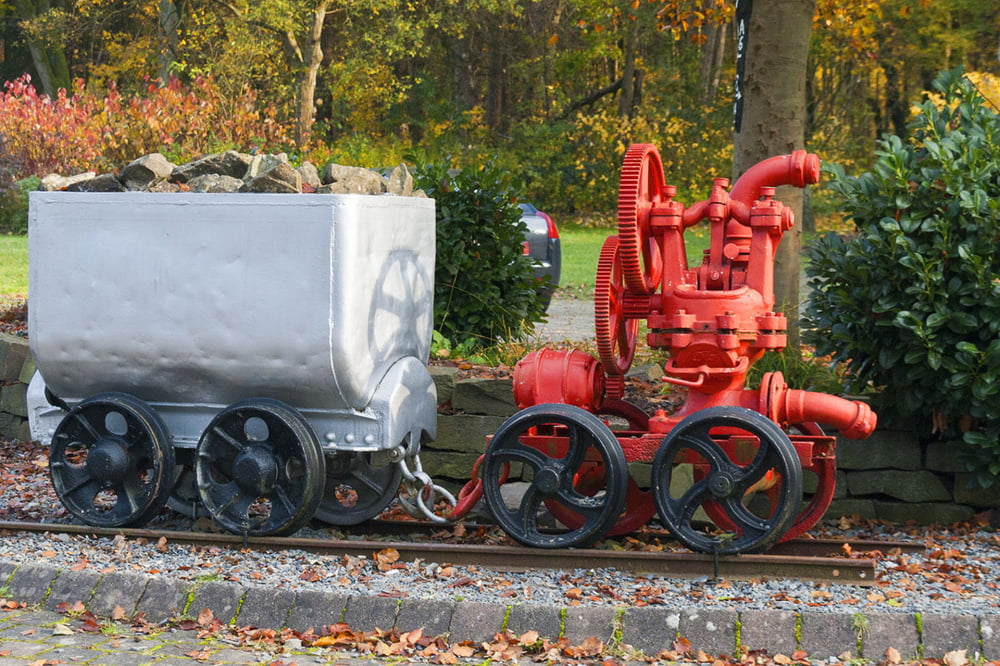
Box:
[2,559,997,661]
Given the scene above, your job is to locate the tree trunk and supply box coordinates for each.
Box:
[295,0,330,147]
[158,0,182,81]
[732,0,815,347]
[14,0,70,95]
[618,17,640,117]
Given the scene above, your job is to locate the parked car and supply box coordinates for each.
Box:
[519,203,561,307]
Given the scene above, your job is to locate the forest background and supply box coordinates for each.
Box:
[1,0,998,221]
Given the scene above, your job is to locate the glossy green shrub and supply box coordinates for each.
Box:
[414,160,547,349]
[803,68,1000,485]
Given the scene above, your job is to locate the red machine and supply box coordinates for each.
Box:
[456,145,876,554]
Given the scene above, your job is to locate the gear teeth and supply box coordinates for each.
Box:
[594,236,637,377]
[617,143,665,294]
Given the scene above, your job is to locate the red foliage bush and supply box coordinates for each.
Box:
[0,74,294,180]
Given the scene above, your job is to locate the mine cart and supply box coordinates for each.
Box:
[454,146,878,554]
[27,192,441,536]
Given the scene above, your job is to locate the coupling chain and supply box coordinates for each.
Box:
[398,453,457,524]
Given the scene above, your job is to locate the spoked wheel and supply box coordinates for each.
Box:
[617,143,665,293]
[595,236,639,377]
[313,452,402,526]
[196,398,325,536]
[651,407,802,554]
[49,392,176,527]
[482,404,628,548]
[167,447,209,519]
[698,422,834,544]
[546,399,655,536]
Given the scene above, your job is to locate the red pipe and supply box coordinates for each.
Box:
[779,389,876,440]
[729,151,821,208]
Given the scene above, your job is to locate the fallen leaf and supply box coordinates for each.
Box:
[884,646,902,664]
[773,654,792,664]
[156,536,168,553]
[943,649,969,666]
[51,623,74,636]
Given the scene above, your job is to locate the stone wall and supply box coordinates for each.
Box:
[0,334,32,443]
[3,334,998,524]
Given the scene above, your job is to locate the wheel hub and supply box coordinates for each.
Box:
[87,439,130,484]
[233,446,278,496]
[708,470,736,499]
[534,467,563,496]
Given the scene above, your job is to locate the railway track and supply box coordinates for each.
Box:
[0,520,923,586]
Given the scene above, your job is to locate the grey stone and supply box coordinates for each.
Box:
[243,160,301,193]
[434,414,506,454]
[147,179,183,192]
[739,609,798,656]
[920,613,980,659]
[297,161,322,189]
[836,430,921,470]
[981,615,1000,660]
[18,351,36,386]
[286,589,348,632]
[189,581,245,623]
[42,569,101,611]
[506,603,563,641]
[171,150,250,182]
[678,607,737,657]
[1,383,27,417]
[67,172,126,192]
[620,606,679,657]
[925,440,969,473]
[864,613,919,661]
[799,611,858,659]
[386,164,413,196]
[135,577,189,622]
[563,605,617,645]
[187,173,243,193]
[803,470,847,499]
[846,470,951,502]
[89,572,150,617]
[243,153,288,180]
[0,560,17,585]
[429,366,459,406]
[120,152,175,190]
[824,498,877,520]
[341,594,398,632]
[320,164,386,194]
[0,411,30,441]
[451,378,516,416]
[445,600,507,643]
[6,564,59,605]
[395,598,455,637]
[952,473,1000,508]
[417,450,483,481]
[39,171,96,191]
[0,334,28,381]
[235,586,295,629]
[875,501,975,525]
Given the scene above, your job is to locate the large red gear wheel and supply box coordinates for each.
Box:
[617,143,665,293]
[594,236,638,377]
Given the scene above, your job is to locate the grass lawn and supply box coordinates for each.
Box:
[558,221,711,293]
[0,235,28,298]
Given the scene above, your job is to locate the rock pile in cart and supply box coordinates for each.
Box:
[37,151,420,196]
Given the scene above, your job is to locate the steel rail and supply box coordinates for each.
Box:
[0,521,882,585]
[341,519,926,558]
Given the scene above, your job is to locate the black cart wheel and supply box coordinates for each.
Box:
[482,403,628,549]
[167,447,209,519]
[651,406,802,554]
[313,452,402,526]
[195,398,325,536]
[49,392,175,527]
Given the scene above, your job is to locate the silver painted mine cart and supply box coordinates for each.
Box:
[27,191,438,535]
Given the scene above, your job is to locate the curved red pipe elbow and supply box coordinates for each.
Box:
[781,389,877,440]
[729,151,821,207]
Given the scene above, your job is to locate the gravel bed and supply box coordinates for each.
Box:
[2,442,999,619]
